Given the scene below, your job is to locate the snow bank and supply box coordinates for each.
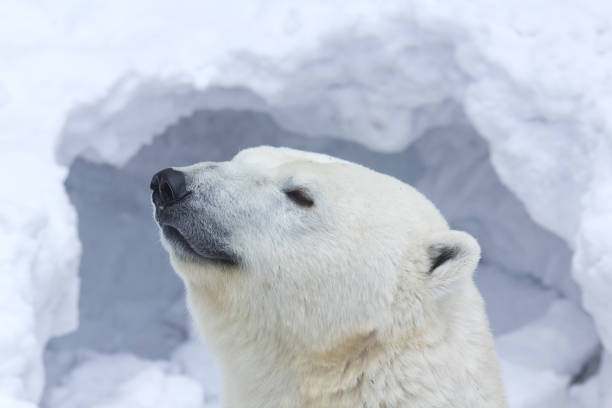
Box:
[416,0,612,354]
[500,360,569,408]
[56,77,268,167]
[568,375,602,408]
[495,299,599,377]
[45,352,208,408]
[0,153,79,405]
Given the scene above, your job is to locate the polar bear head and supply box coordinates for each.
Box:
[151,146,481,352]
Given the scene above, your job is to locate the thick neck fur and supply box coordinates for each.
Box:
[184,279,507,408]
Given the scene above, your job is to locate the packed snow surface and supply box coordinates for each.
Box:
[0,154,79,406]
[1,0,611,407]
[45,351,208,408]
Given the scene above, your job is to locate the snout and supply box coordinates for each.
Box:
[150,168,190,210]
[150,166,237,264]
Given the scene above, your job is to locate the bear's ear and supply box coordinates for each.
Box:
[425,230,480,296]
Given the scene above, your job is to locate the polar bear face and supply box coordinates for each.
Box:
[151,146,481,351]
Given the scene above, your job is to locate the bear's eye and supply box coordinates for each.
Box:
[284,188,314,208]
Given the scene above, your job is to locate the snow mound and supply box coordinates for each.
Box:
[0,153,79,405]
[45,352,208,408]
[56,76,267,167]
[500,359,569,408]
[496,300,599,377]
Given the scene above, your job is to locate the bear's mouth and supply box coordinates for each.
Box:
[162,225,198,255]
[161,224,238,266]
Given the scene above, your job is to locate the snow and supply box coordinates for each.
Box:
[171,337,220,406]
[45,351,208,408]
[1,0,611,407]
[500,359,569,408]
[568,375,602,408]
[56,77,269,166]
[495,300,600,377]
[0,152,79,406]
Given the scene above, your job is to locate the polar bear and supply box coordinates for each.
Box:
[150,146,508,408]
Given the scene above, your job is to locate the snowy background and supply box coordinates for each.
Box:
[1,1,611,407]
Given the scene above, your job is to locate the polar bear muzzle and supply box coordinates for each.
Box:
[150,167,237,265]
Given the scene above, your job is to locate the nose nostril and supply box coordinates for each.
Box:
[160,181,174,203]
[150,168,188,208]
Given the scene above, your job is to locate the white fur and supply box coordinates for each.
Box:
[161,146,508,408]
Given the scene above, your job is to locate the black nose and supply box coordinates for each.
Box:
[150,168,189,208]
